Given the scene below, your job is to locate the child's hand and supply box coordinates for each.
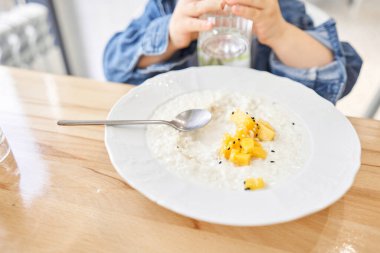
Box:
[225,0,289,47]
[225,0,333,69]
[169,0,225,50]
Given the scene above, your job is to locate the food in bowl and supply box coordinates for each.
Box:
[220,109,276,189]
[244,177,265,190]
[146,91,310,191]
[220,109,275,167]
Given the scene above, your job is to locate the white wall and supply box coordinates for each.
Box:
[0,0,15,12]
[53,0,147,80]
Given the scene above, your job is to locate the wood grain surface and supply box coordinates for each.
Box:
[0,67,379,253]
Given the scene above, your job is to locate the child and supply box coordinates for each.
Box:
[103,0,362,104]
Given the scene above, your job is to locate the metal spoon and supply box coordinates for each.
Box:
[57,109,212,132]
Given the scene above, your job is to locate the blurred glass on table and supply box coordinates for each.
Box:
[198,5,253,62]
[0,127,19,190]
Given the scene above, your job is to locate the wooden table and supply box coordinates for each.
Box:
[0,67,379,252]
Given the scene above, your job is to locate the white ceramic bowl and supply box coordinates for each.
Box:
[105,66,361,226]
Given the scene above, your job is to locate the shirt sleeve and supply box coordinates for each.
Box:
[103,0,196,84]
[269,18,362,104]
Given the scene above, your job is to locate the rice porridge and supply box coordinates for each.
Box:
[146,91,311,190]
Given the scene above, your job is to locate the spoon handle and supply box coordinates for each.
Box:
[57,119,169,126]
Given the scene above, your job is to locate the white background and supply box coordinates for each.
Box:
[53,0,147,80]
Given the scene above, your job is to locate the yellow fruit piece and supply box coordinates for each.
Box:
[228,148,239,162]
[220,134,233,159]
[258,119,274,130]
[244,177,265,190]
[220,110,274,166]
[258,127,275,141]
[252,141,267,159]
[236,128,249,139]
[257,119,275,141]
[221,148,231,159]
[230,151,251,166]
[240,137,254,154]
[228,139,241,150]
[231,110,255,130]
[222,133,233,146]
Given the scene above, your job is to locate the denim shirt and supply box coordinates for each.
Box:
[103,0,362,104]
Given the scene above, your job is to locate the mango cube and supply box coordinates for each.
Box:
[229,139,241,150]
[230,151,251,166]
[252,141,267,159]
[222,133,233,145]
[231,110,255,130]
[220,134,232,158]
[244,177,265,190]
[257,120,275,141]
[221,147,231,159]
[228,149,239,163]
[236,128,249,139]
[240,138,254,154]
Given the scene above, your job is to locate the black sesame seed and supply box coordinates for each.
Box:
[246,112,249,114]
[245,187,251,191]
[227,147,230,150]
[219,161,222,164]
[232,111,235,115]
[251,117,255,120]
[233,141,236,144]
[292,122,295,125]
[271,150,275,153]
[243,181,246,184]
[270,161,275,163]
[177,146,179,149]
[238,138,240,141]
[240,145,242,148]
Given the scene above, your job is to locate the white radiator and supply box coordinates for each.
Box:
[0,3,66,74]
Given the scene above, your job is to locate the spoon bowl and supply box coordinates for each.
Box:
[170,109,212,131]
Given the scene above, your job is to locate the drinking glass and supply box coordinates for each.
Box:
[198,5,253,60]
[0,127,19,189]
